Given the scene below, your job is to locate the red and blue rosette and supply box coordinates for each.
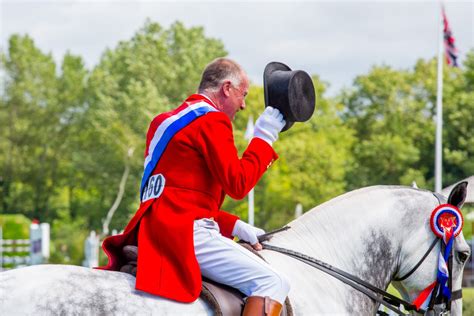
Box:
[413,204,463,310]
[430,204,464,242]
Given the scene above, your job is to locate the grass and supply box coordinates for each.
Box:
[464,287,474,314]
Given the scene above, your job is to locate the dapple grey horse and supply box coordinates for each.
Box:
[0,185,470,315]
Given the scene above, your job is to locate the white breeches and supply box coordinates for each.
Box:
[193,219,290,304]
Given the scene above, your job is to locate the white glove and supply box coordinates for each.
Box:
[232,220,265,245]
[253,106,286,146]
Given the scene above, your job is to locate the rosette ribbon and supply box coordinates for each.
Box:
[412,204,463,310]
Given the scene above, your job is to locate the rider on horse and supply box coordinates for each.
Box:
[100,58,301,315]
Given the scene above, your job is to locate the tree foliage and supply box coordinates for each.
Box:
[0,22,226,241]
[1,21,473,262]
[341,55,474,190]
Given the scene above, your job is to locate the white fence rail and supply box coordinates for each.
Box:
[0,222,50,270]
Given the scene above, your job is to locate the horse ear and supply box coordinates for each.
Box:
[448,181,468,209]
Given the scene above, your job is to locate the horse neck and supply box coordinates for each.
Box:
[272,187,429,290]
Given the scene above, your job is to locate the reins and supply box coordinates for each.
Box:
[260,242,419,315]
[258,227,420,315]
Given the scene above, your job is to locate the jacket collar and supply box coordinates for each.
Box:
[186,93,219,110]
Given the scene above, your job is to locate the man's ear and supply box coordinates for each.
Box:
[222,80,232,97]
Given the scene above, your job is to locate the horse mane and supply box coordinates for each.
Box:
[289,185,437,226]
[268,184,440,256]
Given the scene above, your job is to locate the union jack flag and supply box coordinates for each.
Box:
[442,6,458,67]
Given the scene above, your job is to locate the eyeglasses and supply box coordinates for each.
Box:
[231,84,248,98]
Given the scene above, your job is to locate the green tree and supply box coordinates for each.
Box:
[341,51,474,190]
[0,21,228,265]
[0,35,74,219]
[341,65,429,188]
[442,52,474,184]
[49,210,88,265]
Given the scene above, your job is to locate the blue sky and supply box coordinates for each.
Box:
[1,0,472,96]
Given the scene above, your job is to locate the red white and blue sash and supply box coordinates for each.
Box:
[140,99,217,202]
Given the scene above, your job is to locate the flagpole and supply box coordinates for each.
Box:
[435,3,444,193]
[248,186,255,226]
[244,116,255,225]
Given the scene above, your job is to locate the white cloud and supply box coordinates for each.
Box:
[1,1,472,96]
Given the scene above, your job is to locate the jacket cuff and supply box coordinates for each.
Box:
[215,210,240,239]
[248,137,279,169]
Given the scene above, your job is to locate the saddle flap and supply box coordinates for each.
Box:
[201,278,244,316]
[200,277,292,316]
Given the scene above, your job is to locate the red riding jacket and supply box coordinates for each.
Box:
[100,94,277,302]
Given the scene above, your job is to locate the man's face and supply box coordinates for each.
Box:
[221,74,249,121]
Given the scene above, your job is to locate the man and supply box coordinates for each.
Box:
[101,58,290,316]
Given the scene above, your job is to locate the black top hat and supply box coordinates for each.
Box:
[263,62,316,131]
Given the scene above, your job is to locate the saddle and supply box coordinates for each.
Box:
[120,244,293,316]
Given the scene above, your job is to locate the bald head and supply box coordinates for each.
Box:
[198,58,245,93]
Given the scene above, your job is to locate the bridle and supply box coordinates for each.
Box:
[392,193,462,313]
[258,193,463,315]
[391,235,462,313]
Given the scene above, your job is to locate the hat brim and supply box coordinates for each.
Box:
[264,62,294,132]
